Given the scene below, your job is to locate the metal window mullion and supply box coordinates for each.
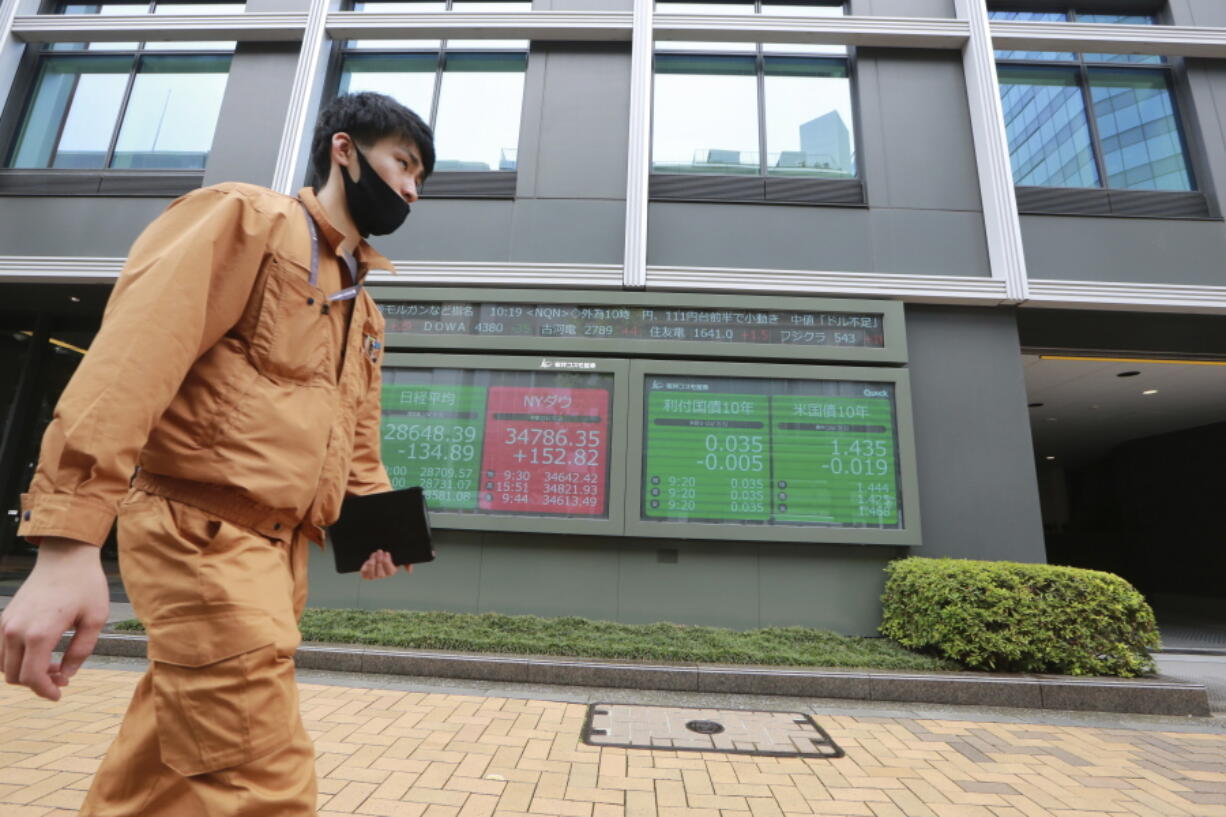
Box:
[750,46,760,175]
[102,53,141,168]
[1078,59,1111,188]
[430,45,444,128]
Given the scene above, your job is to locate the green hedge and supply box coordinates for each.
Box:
[879,557,1160,677]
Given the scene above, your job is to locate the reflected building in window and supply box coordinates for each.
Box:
[797,111,851,176]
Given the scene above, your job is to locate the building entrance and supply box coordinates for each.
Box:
[0,284,111,594]
[1023,351,1226,652]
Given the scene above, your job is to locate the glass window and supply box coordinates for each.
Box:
[652,56,759,174]
[51,1,243,51]
[991,6,1193,192]
[763,57,853,178]
[110,54,230,169]
[339,53,438,115]
[433,53,526,171]
[998,65,1099,188]
[349,0,529,51]
[10,55,231,170]
[337,0,530,173]
[1090,67,1192,190]
[652,1,855,179]
[8,2,237,170]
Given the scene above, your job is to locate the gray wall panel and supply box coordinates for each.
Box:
[873,208,989,276]
[758,544,900,636]
[646,203,989,275]
[541,0,634,14]
[356,532,483,613]
[509,198,625,263]
[906,305,1046,563]
[248,0,310,11]
[617,542,762,630]
[1185,60,1226,216]
[851,0,955,19]
[647,202,874,271]
[203,43,302,189]
[0,198,171,256]
[478,535,621,620]
[856,50,983,213]
[525,44,630,201]
[306,534,895,633]
[377,200,516,261]
[1178,0,1226,27]
[1021,215,1226,284]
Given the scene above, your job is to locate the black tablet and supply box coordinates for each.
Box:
[328,487,435,573]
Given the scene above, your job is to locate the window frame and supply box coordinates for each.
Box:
[990,4,1216,218]
[648,0,866,207]
[0,0,239,197]
[327,0,531,199]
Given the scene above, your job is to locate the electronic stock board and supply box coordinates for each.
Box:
[374,293,917,545]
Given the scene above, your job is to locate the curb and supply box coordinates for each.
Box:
[83,633,1212,718]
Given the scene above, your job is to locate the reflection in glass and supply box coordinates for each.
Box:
[763,57,853,177]
[10,55,132,168]
[51,3,145,51]
[111,54,230,169]
[1090,68,1192,190]
[998,65,1099,188]
[761,3,846,56]
[652,55,758,173]
[339,53,438,122]
[350,1,445,51]
[655,2,756,53]
[1079,13,1162,63]
[988,10,1075,61]
[146,3,243,51]
[448,0,530,50]
[433,53,527,171]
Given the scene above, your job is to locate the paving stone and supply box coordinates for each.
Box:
[1,669,1225,817]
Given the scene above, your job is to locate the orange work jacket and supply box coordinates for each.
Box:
[17,183,393,547]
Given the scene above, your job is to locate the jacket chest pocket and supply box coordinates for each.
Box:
[251,258,330,383]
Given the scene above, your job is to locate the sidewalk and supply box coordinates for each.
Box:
[2,657,1224,817]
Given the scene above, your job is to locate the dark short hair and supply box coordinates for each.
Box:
[310,92,435,185]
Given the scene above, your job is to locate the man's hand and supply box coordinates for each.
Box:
[359,549,413,580]
[0,538,110,701]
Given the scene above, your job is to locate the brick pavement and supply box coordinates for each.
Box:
[2,668,1225,817]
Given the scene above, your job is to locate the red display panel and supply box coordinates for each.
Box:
[479,386,610,515]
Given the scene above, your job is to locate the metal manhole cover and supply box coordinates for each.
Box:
[582,703,843,758]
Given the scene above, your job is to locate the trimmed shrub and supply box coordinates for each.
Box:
[880,557,1160,677]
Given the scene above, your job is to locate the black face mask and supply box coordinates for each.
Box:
[342,146,411,237]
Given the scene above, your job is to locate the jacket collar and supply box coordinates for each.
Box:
[297,187,395,283]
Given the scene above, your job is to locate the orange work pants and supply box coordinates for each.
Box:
[80,489,318,816]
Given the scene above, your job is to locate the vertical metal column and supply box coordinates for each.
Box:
[622,0,653,290]
[955,0,1029,303]
[272,0,333,194]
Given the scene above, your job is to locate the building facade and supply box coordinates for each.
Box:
[2,0,1224,635]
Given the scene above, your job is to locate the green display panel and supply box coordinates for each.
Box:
[382,383,487,509]
[381,367,614,518]
[642,376,901,528]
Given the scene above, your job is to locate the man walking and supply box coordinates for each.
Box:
[0,91,433,815]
